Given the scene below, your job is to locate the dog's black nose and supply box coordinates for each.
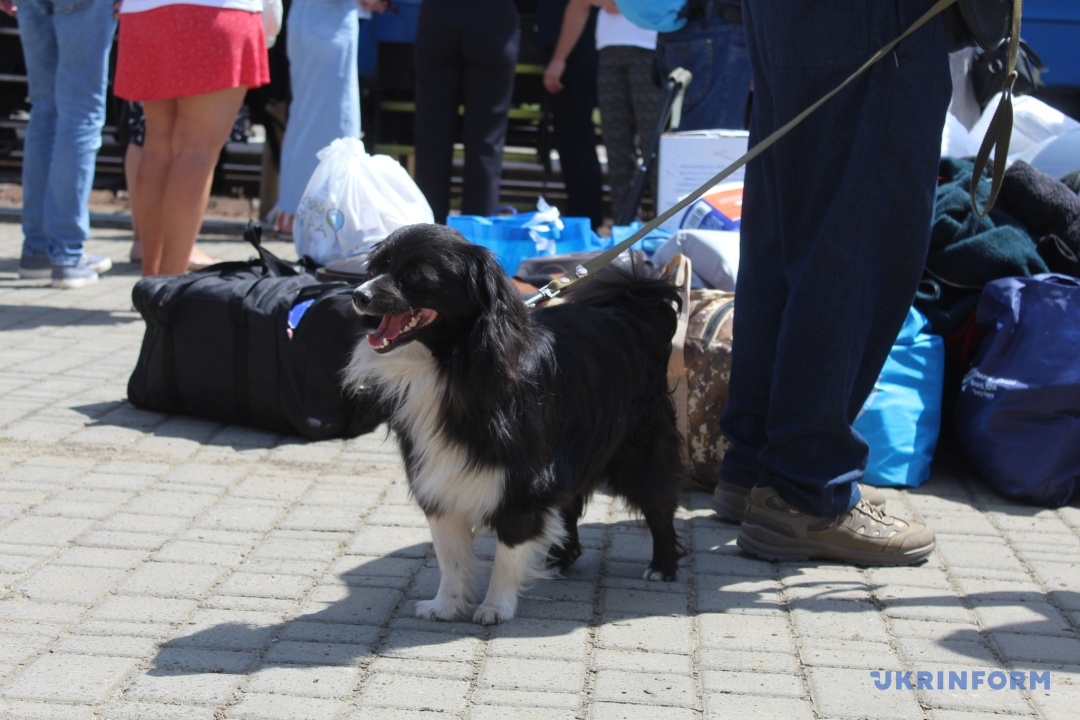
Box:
[352,286,372,307]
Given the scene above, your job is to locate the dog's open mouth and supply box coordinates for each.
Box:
[368,308,439,352]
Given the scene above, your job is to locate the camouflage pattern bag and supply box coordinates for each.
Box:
[663,255,735,491]
[684,289,735,490]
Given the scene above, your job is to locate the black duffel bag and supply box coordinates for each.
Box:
[128,223,384,440]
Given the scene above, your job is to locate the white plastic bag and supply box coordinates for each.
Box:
[293,137,434,264]
[968,93,1080,164]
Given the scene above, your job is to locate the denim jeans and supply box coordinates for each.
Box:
[277,0,360,214]
[718,0,952,515]
[655,15,751,131]
[17,0,116,266]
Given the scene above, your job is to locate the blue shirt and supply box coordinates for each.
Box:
[617,0,687,33]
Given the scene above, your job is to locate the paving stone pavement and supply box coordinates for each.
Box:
[0,218,1078,720]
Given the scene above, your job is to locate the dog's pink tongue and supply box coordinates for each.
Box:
[369,313,409,347]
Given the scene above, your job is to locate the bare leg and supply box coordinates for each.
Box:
[416,513,476,621]
[138,87,246,276]
[124,143,144,261]
[128,123,219,268]
[134,99,175,277]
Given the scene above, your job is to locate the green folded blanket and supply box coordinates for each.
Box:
[915,157,1047,337]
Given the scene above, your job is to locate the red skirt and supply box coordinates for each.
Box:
[115,5,270,101]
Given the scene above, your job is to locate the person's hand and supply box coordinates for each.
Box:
[598,0,619,14]
[112,0,122,18]
[0,0,17,18]
[359,0,389,13]
[543,58,566,94]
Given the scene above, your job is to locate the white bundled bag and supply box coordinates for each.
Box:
[293,137,433,264]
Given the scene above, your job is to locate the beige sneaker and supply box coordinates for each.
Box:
[712,479,887,523]
[737,486,934,565]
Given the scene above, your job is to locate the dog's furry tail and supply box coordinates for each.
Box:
[563,258,682,340]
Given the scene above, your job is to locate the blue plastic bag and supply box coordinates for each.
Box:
[954,274,1080,507]
[853,307,945,488]
[447,200,600,274]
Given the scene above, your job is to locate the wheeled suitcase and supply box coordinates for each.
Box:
[128,224,384,440]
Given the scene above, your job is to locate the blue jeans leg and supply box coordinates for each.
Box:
[656,16,751,131]
[719,0,951,516]
[18,0,116,266]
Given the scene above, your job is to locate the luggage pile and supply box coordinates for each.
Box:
[503,149,1080,508]
[123,55,1079,508]
[924,155,1080,508]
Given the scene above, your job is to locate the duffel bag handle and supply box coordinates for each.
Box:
[244,221,305,277]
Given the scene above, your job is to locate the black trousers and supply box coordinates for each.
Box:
[540,4,604,229]
[413,0,521,224]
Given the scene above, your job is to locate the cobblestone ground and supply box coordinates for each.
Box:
[0,218,1077,720]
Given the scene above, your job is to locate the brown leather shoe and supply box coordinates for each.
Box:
[712,479,887,523]
[736,486,934,566]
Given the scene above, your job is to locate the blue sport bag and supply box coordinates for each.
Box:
[954,274,1080,507]
[854,306,945,488]
[447,207,599,275]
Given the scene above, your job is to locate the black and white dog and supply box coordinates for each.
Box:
[344,224,685,624]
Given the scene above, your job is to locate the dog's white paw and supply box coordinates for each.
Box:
[415,598,463,621]
[473,603,514,625]
[642,567,673,582]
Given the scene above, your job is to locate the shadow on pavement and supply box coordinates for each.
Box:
[0,302,139,329]
[147,540,608,676]
[145,519,1080,679]
[73,398,301,450]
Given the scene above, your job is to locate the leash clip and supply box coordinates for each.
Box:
[525,284,563,309]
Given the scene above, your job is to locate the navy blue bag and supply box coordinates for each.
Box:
[954,274,1080,507]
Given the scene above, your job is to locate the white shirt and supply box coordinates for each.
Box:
[595,9,657,52]
[120,0,262,14]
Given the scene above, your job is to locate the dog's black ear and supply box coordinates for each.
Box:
[463,245,525,315]
[462,244,533,380]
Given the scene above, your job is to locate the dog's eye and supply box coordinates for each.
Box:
[405,269,424,283]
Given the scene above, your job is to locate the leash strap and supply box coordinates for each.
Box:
[525,0,959,308]
[969,0,1024,217]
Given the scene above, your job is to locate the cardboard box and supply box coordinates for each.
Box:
[656,129,749,229]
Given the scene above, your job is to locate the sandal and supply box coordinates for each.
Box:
[265,206,295,237]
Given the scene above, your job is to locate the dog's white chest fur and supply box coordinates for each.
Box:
[345,343,505,526]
